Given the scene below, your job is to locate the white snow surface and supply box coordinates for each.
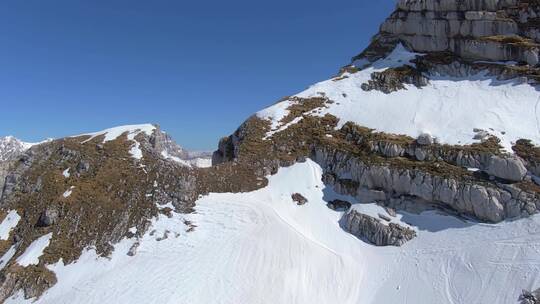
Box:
[0,210,21,241]
[349,203,414,228]
[257,44,540,151]
[187,157,212,168]
[75,124,156,160]
[160,150,191,167]
[129,142,143,160]
[0,245,17,270]
[7,160,540,304]
[16,233,53,267]
[62,168,70,178]
[62,186,74,198]
[78,124,156,143]
[161,150,213,168]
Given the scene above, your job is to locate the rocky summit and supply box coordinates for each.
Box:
[2,1,540,303]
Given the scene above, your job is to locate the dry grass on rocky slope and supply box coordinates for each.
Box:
[0,132,196,301]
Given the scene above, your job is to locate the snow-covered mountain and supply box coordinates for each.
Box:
[0,136,35,162]
[3,0,540,303]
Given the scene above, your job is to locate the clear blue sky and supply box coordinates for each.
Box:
[0,0,395,150]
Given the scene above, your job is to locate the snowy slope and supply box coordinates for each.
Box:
[0,210,21,240]
[16,233,53,267]
[75,124,212,166]
[257,45,540,152]
[7,160,540,304]
[77,124,157,143]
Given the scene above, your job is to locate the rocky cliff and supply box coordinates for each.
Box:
[213,0,540,245]
[0,137,37,200]
[356,0,540,65]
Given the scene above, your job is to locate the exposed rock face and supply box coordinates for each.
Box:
[315,146,538,223]
[36,207,60,227]
[0,162,11,200]
[148,126,212,167]
[356,0,540,66]
[211,111,540,225]
[0,136,32,162]
[291,193,308,205]
[521,288,540,304]
[149,127,188,159]
[486,155,528,181]
[0,136,33,199]
[513,139,540,176]
[342,122,528,182]
[417,133,434,146]
[345,209,416,246]
[361,65,429,93]
[327,199,352,211]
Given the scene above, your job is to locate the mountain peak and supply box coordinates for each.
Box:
[0,136,36,162]
[355,0,540,66]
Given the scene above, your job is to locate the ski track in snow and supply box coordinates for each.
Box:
[6,160,540,304]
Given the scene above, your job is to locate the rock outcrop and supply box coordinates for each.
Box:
[0,136,32,162]
[0,136,34,199]
[149,127,189,159]
[486,155,528,181]
[342,122,528,182]
[361,65,429,93]
[521,288,540,304]
[315,146,539,223]
[327,199,352,211]
[356,0,540,66]
[291,193,308,205]
[345,209,417,246]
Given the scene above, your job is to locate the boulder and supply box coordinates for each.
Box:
[76,160,90,174]
[37,207,59,227]
[291,193,308,205]
[345,209,416,246]
[417,133,434,146]
[327,199,352,211]
[486,156,527,182]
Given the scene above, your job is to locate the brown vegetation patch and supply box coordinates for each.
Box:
[278,97,328,126]
[480,35,539,48]
[513,139,540,163]
[361,65,428,93]
[0,131,198,301]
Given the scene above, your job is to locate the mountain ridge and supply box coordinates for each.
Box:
[3,1,540,303]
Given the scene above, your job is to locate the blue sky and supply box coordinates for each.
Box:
[0,0,395,150]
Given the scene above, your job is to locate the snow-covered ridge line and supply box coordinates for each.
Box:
[71,124,156,160]
[257,44,540,152]
[0,136,51,162]
[0,136,50,150]
[75,124,157,143]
